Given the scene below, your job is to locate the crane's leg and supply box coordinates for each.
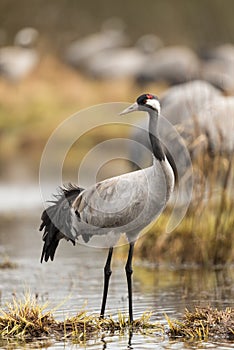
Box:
[100,247,113,318]
[125,242,135,323]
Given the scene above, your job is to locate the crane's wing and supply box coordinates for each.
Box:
[72,170,152,229]
[39,184,84,262]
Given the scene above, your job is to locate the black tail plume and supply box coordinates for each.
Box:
[39,184,84,263]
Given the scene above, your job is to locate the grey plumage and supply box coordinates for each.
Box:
[64,18,128,70]
[136,46,200,86]
[200,44,234,93]
[0,27,39,81]
[85,34,163,79]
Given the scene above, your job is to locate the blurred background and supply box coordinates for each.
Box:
[0,0,234,265]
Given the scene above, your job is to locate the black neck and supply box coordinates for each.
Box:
[148,109,165,162]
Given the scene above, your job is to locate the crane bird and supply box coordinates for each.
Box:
[136,46,200,86]
[64,18,128,70]
[39,94,175,322]
[85,34,163,79]
[0,27,39,82]
[200,44,234,93]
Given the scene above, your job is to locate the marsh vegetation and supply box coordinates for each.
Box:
[0,293,233,346]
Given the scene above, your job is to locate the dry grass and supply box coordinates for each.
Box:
[167,306,234,340]
[0,260,17,270]
[0,294,55,340]
[0,256,18,269]
[61,309,163,342]
[0,294,163,344]
[0,294,233,346]
[135,153,234,266]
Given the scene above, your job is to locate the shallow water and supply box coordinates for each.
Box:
[0,197,234,349]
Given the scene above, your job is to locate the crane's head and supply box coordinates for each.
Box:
[119,93,161,116]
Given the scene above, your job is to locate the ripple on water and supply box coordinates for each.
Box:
[0,214,234,349]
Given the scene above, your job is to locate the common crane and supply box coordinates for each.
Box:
[64,18,128,70]
[136,46,200,86]
[200,43,234,93]
[39,94,175,322]
[0,27,39,82]
[85,34,163,79]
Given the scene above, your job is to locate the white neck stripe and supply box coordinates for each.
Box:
[146,99,161,114]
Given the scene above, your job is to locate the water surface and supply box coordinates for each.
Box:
[0,187,233,349]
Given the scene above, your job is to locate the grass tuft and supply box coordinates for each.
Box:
[61,310,163,342]
[167,306,234,340]
[0,293,55,340]
[0,294,162,344]
[0,294,233,345]
[0,256,18,269]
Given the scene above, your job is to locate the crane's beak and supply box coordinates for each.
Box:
[119,102,139,115]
